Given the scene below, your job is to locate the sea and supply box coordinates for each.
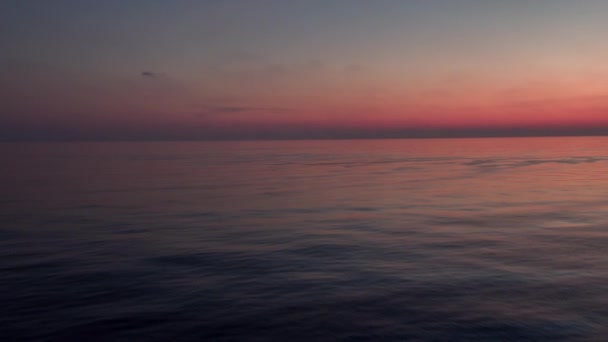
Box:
[2,136,608,341]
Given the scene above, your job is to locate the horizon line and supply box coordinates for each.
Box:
[2,132,608,143]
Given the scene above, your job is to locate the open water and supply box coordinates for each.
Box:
[2,137,608,341]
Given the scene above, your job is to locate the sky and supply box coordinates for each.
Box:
[2,0,608,140]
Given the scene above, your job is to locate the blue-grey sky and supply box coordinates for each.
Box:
[3,0,608,140]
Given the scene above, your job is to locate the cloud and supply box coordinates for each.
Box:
[197,105,289,117]
[141,71,161,78]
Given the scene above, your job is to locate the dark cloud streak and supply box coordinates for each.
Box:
[197,105,289,117]
[141,71,160,78]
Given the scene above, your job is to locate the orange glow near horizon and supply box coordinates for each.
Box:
[4,1,608,140]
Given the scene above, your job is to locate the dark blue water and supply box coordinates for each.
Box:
[2,137,608,341]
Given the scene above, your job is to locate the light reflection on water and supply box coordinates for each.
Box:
[2,137,608,341]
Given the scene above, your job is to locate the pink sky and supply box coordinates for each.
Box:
[3,1,608,140]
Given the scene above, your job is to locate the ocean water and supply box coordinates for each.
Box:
[2,137,608,341]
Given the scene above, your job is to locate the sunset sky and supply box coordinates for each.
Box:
[3,0,608,140]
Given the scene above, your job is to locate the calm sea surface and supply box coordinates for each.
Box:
[2,137,608,341]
